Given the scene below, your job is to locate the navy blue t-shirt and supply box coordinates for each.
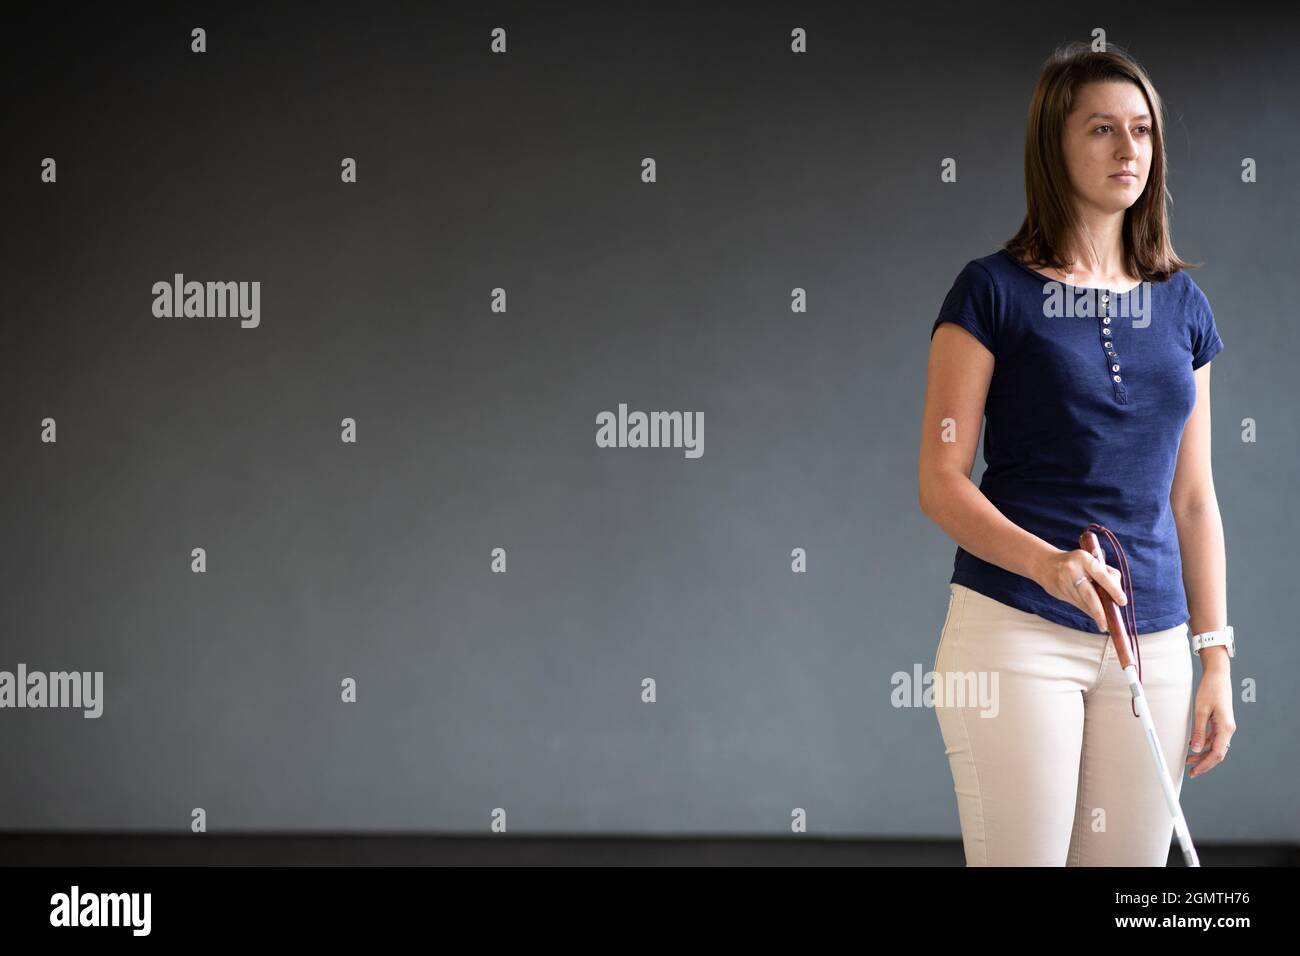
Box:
[930,248,1224,633]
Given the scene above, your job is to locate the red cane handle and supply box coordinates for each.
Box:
[1079,526,1142,717]
[1083,531,1135,668]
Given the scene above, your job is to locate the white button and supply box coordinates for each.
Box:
[1103,328,1111,336]
[1103,317,1111,325]
[1113,375,1122,382]
[1103,294,1110,303]
[1112,364,1120,372]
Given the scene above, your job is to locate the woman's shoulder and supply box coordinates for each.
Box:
[967,248,1016,273]
[1162,267,1211,314]
[943,250,1015,290]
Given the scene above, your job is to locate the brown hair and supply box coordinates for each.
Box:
[1003,40,1198,282]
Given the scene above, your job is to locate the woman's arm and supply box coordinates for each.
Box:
[1169,360,1235,777]
[919,324,1127,628]
[1170,362,1230,671]
[918,325,1055,579]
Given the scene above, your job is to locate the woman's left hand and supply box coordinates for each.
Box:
[1186,657,1236,778]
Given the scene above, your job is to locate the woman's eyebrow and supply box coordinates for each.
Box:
[1085,111,1152,122]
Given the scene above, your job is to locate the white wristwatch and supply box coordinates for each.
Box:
[1190,625,1234,658]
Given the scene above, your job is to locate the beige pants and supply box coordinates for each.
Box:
[933,582,1194,866]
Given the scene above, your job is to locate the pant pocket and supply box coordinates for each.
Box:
[933,584,960,673]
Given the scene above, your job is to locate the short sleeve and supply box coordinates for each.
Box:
[930,259,998,355]
[1186,277,1224,370]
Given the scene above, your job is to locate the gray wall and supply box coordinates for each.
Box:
[2,0,1296,839]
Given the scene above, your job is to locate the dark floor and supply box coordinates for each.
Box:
[1,833,1295,866]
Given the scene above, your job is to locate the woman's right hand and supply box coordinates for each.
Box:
[1034,546,1128,633]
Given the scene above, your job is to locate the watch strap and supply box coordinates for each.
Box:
[1191,625,1234,658]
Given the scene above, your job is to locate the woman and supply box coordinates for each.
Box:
[917,42,1237,866]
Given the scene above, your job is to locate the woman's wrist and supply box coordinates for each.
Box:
[1027,543,1065,590]
[1198,645,1231,671]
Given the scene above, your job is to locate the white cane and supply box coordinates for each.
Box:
[1079,527,1200,867]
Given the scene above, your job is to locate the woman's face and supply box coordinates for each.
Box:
[1060,79,1153,215]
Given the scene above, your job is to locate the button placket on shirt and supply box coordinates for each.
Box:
[1101,291,1128,403]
